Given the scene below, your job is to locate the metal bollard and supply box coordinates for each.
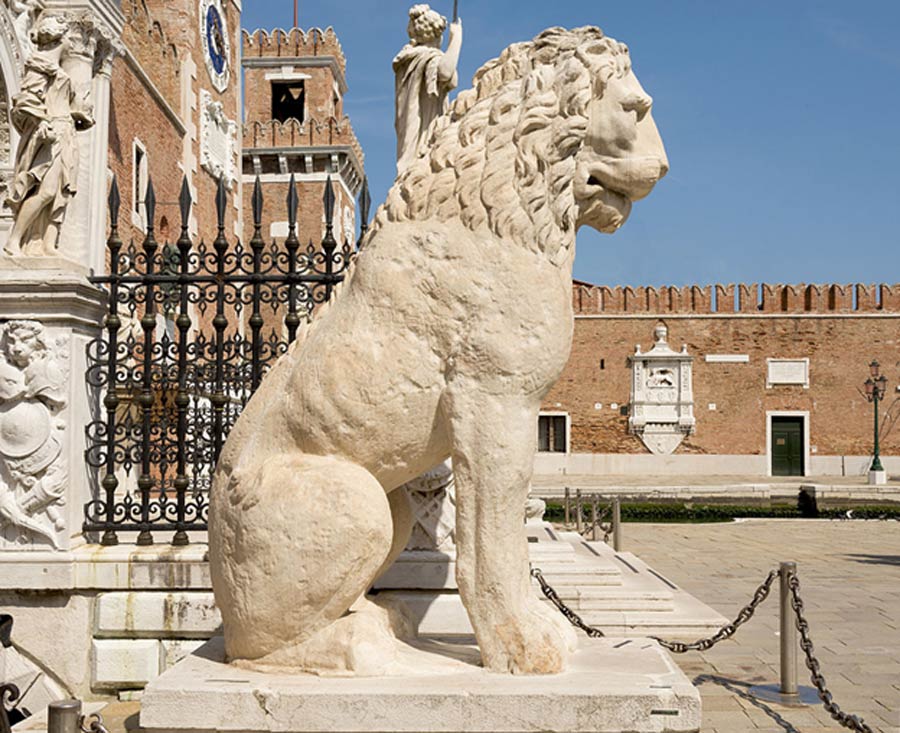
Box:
[612,497,622,551]
[564,487,571,528]
[48,700,82,733]
[590,495,599,541]
[780,561,799,698]
[575,489,583,534]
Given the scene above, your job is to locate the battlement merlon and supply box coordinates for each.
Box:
[572,282,900,315]
[242,27,347,91]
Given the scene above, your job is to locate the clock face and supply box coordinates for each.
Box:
[200,0,230,92]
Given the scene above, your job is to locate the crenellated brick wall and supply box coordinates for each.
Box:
[243,118,364,164]
[242,27,347,73]
[572,281,900,315]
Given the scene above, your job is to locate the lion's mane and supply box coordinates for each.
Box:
[372,27,631,263]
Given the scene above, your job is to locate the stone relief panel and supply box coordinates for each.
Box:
[200,89,238,189]
[402,459,455,553]
[0,319,68,550]
[628,322,695,456]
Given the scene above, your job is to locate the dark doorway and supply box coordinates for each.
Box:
[771,417,805,476]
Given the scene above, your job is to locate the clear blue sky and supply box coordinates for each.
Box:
[242,1,900,287]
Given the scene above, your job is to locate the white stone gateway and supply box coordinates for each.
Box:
[629,323,695,455]
[209,24,669,678]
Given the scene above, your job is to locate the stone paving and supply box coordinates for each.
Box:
[625,519,900,733]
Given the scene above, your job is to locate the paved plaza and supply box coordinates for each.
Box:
[625,519,900,733]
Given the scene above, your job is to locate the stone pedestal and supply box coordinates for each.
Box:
[140,636,701,733]
[868,469,887,486]
[0,265,105,552]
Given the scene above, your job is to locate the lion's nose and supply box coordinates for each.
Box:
[658,158,669,179]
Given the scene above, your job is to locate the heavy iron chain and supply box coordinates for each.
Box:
[530,568,604,638]
[650,569,779,653]
[81,713,111,733]
[536,562,876,733]
[787,573,875,733]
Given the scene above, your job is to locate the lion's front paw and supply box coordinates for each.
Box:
[483,608,570,675]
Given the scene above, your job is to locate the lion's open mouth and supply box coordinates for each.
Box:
[582,156,667,202]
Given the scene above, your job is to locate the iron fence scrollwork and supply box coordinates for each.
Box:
[84,173,370,546]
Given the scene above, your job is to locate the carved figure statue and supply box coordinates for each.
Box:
[393,4,461,175]
[0,320,68,549]
[5,0,40,56]
[211,27,667,676]
[4,13,95,257]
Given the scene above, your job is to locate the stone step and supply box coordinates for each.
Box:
[547,588,674,612]
[575,611,726,639]
[535,567,622,587]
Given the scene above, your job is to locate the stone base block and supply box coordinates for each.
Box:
[140,636,700,733]
[868,469,887,486]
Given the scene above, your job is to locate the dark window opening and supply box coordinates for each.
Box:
[538,415,568,453]
[600,359,605,370]
[272,82,305,123]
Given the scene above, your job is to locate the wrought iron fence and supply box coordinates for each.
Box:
[83,173,370,546]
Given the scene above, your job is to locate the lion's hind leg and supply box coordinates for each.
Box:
[210,453,395,673]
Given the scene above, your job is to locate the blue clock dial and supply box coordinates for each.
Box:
[206,6,227,75]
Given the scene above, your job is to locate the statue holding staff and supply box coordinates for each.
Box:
[393,3,462,175]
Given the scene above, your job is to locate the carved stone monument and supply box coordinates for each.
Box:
[393,3,461,175]
[143,23,705,733]
[0,2,122,555]
[209,24,669,678]
[628,323,695,455]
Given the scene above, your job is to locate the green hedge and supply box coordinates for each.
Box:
[543,500,900,524]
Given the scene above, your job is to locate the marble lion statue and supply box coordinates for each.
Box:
[210,26,668,676]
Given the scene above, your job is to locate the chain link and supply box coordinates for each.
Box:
[579,503,612,543]
[787,573,875,733]
[651,569,779,653]
[81,713,110,733]
[530,568,604,638]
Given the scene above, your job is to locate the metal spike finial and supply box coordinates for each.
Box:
[215,177,227,230]
[179,177,192,229]
[286,174,298,228]
[323,176,335,225]
[359,177,371,225]
[252,176,263,228]
[108,176,121,228]
[144,178,156,229]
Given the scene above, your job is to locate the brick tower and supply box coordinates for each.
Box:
[242,27,366,247]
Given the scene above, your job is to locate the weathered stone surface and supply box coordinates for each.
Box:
[140,636,700,733]
[92,638,160,689]
[95,592,220,638]
[210,25,667,677]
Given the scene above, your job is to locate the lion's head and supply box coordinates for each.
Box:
[377,26,668,264]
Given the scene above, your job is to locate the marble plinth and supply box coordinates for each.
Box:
[140,636,700,733]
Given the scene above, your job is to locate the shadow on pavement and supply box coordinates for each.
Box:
[844,554,900,567]
[693,674,801,733]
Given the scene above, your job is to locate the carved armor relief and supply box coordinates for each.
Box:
[628,323,695,456]
[0,319,69,550]
[402,459,456,553]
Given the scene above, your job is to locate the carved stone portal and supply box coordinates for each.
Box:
[628,323,695,455]
[0,319,68,550]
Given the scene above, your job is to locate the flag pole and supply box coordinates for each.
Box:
[452,0,458,22]
[294,0,298,28]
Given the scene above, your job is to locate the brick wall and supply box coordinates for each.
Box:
[545,281,900,462]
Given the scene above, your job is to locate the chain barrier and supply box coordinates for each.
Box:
[787,574,875,733]
[530,568,604,638]
[536,563,877,732]
[650,569,779,653]
[81,713,110,733]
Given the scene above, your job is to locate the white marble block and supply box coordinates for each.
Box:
[92,638,161,689]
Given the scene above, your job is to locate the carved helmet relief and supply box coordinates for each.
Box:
[0,320,69,550]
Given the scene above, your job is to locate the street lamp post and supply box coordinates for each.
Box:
[864,360,888,483]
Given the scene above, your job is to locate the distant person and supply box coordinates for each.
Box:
[393,4,462,175]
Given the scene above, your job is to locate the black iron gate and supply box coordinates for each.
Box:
[83,173,370,546]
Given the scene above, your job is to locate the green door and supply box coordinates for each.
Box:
[772,417,804,476]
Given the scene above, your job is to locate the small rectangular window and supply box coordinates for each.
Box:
[272,81,305,123]
[134,146,144,214]
[538,415,568,453]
